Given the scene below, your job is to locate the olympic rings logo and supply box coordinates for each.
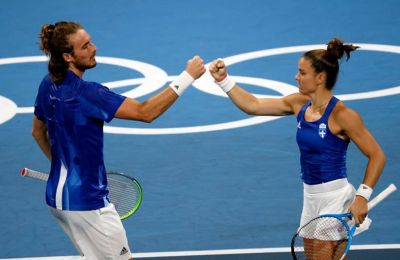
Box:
[1,43,399,135]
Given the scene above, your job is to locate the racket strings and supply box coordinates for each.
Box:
[293,216,350,260]
[107,174,141,217]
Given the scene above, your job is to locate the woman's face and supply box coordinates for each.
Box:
[295,57,322,96]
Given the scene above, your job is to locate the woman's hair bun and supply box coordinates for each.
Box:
[327,37,359,61]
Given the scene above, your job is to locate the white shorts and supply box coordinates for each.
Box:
[49,203,132,260]
[300,178,355,228]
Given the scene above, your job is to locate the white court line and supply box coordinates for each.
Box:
[2,244,400,259]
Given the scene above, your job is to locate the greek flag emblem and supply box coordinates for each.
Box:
[319,123,327,138]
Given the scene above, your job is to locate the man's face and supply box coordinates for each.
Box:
[67,29,97,71]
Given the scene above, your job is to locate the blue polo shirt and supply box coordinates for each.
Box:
[34,70,125,210]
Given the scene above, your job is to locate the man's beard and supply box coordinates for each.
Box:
[75,59,97,72]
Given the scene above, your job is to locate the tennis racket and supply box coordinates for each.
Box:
[21,167,142,220]
[291,183,397,260]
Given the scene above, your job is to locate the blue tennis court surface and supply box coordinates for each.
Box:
[0,0,399,258]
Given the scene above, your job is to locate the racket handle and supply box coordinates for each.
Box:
[21,167,49,181]
[368,184,397,211]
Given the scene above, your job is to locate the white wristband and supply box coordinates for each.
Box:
[216,74,236,93]
[169,70,194,96]
[356,184,373,201]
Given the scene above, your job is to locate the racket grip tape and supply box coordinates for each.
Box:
[368,184,397,210]
[21,167,49,181]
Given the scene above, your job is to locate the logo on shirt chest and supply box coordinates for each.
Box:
[319,123,327,138]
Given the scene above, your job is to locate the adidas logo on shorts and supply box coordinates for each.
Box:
[120,246,128,255]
